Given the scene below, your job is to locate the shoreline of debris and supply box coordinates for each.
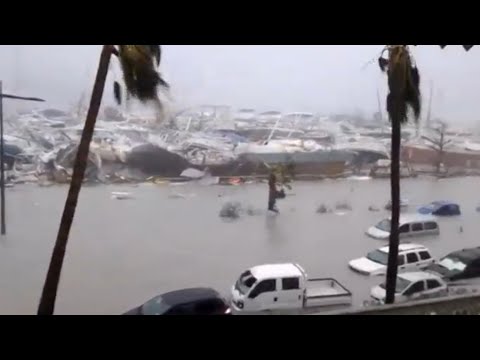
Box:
[5,106,480,189]
[5,169,480,188]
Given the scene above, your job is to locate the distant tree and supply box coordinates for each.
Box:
[422,122,452,174]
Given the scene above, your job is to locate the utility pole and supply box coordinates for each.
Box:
[377,88,385,132]
[426,81,434,129]
[0,81,45,235]
[0,81,5,235]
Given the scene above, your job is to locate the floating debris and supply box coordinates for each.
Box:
[316,204,331,214]
[368,205,380,212]
[219,201,242,219]
[246,206,263,216]
[347,176,372,181]
[181,168,205,179]
[168,192,196,200]
[111,192,134,200]
[335,201,352,211]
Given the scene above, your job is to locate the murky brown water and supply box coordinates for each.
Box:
[0,177,479,315]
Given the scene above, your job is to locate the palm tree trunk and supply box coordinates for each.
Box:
[385,112,402,305]
[37,45,113,315]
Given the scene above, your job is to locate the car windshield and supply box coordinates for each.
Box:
[235,271,257,295]
[366,250,389,265]
[376,219,391,232]
[380,277,411,293]
[439,257,467,272]
[141,296,172,315]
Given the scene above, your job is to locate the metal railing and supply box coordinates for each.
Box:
[324,294,480,315]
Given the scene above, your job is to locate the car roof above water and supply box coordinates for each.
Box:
[378,214,437,224]
[399,214,437,224]
[447,247,480,263]
[250,263,303,280]
[378,243,428,254]
[160,288,222,305]
[399,271,442,283]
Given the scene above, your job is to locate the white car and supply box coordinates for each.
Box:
[370,271,448,305]
[366,214,440,240]
[349,244,435,276]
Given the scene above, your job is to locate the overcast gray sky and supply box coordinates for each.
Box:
[0,45,479,124]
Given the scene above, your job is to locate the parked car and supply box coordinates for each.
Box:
[349,243,435,276]
[230,263,352,315]
[366,214,440,240]
[370,272,448,305]
[426,247,480,281]
[123,288,231,315]
[418,201,461,216]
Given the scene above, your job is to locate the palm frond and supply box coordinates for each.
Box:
[148,45,162,67]
[380,45,422,124]
[113,81,122,105]
[378,57,389,72]
[112,45,170,123]
[414,45,474,52]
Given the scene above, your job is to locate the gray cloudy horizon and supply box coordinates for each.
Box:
[0,45,479,126]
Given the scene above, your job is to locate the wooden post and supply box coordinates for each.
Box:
[0,81,5,235]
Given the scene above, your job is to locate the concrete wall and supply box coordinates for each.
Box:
[335,294,480,315]
[402,146,480,169]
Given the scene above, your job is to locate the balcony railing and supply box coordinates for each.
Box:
[326,293,480,315]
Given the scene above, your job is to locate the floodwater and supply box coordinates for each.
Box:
[1,177,479,315]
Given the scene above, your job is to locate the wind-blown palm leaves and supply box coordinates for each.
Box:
[112,45,169,122]
[413,45,474,51]
[379,45,421,125]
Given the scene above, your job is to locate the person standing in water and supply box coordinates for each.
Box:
[268,173,280,213]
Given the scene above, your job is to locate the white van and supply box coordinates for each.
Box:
[349,243,435,276]
[366,214,440,240]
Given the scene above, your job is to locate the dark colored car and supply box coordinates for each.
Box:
[124,288,231,315]
[418,201,461,216]
[427,247,480,281]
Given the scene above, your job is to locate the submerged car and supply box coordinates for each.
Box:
[370,272,448,305]
[426,247,480,281]
[349,243,435,276]
[385,198,409,211]
[366,214,440,240]
[418,201,461,216]
[124,288,231,315]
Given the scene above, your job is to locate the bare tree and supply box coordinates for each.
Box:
[423,122,452,174]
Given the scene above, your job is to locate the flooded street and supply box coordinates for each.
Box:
[1,177,479,315]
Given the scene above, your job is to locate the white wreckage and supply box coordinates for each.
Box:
[5,105,455,185]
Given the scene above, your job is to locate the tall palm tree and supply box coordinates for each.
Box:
[378,45,421,304]
[38,45,168,315]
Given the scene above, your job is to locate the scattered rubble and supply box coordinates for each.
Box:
[111,192,134,200]
[316,204,331,214]
[5,106,480,187]
[219,201,242,219]
[335,201,352,211]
